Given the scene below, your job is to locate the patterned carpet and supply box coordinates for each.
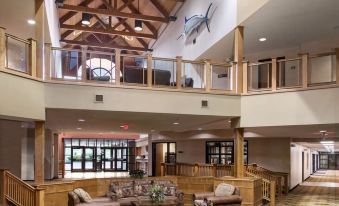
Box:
[276,170,339,206]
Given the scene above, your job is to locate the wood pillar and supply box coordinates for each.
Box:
[271,58,277,91]
[242,61,248,94]
[35,0,45,79]
[44,43,51,80]
[176,56,182,89]
[301,53,309,88]
[0,27,5,70]
[336,49,339,85]
[0,169,7,206]
[234,128,244,178]
[81,46,87,81]
[28,38,37,77]
[53,133,59,179]
[204,59,211,92]
[35,121,45,184]
[115,49,121,85]
[234,26,244,94]
[147,54,153,87]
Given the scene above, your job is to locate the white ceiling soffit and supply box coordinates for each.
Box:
[199,0,339,61]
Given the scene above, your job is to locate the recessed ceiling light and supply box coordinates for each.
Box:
[198,128,202,130]
[78,119,85,122]
[173,122,179,125]
[228,120,232,123]
[320,130,327,133]
[259,37,267,42]
[27,19,36,25]
[76,127,82,130]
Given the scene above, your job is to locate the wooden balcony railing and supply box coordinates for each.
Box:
[160,162,235,177]
[0,169,44,206]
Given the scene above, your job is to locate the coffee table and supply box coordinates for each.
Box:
[131,200,180,206]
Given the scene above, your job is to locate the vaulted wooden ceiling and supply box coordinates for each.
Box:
[57,0,184,54]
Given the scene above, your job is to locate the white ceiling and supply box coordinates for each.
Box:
[199,0,339,61]
[0,0,36,39]
[46,109,232,134]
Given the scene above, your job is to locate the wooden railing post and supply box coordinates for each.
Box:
[147,53,153,87]
[231,62,237,93]
[28,38,37,77]
[0,27,5,70]
[176,56,182,89]
[271,58,277,91]
[44,43,51,80]
[242,61,248,94]
[301,53,309,88]
[270,180,276,206]
[34,186,45,206]
[81,46,87,81]
[212,164,217,177]
[204,59,211,92]
[115,49,121,85]
[0,169,7,206]
[336,48,339,86]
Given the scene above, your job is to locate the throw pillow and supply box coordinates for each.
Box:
[74,188,93,203]
[163,185,176,196]
[68,191,81,205]
[194,200,208,206]
[214,183,235,197]
[115,186,135,198]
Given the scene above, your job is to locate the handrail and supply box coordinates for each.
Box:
[0,169,45,206]
[5,33,30,44]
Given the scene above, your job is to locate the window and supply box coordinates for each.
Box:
[206,141,248,165]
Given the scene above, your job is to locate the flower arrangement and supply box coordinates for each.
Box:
[148,184,165,203]
[129,169,146,179]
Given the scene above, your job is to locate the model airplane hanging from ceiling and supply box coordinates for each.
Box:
[177,3,213,40]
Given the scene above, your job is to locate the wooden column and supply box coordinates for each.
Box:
[115,49,121,85]
[81,46,87,81]
[44,43,51,80]
[204,59,211,92]
[28,38,37,77]
[301,53,309,88]
[34,186,45,206]
[242,61,248,94]
[53,133,59,179]
[35,0,45,79]
[234,128,244,178]
[0,27,5,70]
[147,53,153,87]
[0,169,7,206]
[35,121,45,184]
[336,48,339,85]
[176,56,182,89]
[234,26,244,94]
[271,58,277,91]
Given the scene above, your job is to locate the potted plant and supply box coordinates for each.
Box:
[129,169,146,179]
[148,184,165,203]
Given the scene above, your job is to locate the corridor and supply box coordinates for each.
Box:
[277,170,339,206]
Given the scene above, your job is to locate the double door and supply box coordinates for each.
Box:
[102,147,128,171]
[71,147,96,172]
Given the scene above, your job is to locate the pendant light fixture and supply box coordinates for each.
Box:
[82,13,91,25]
[134,0,143,31]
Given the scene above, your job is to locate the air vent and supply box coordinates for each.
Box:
[95,94,104,103]
[201,100,208,107]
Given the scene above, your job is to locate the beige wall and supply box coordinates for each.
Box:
[0,73,45,121]
[44,83,241,117]
[247,138,291,173]
[241,87,339,127]
[237,0,269,24]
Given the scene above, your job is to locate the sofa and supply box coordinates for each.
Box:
[68,179,184,206]
[193,183,242,206]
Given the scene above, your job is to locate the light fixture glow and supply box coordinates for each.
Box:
[198,128,202,130]
[259,37,267,42]
[321,141,334,144]
[76,127,82,130]
[134,19,143,31]
[173,122,179,125]
[27,19,36,25]
[78,119,85,122]
[82,13,91,25]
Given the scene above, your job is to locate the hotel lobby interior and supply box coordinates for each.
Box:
[1,0,339,205]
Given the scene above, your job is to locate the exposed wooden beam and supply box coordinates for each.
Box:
[121,0,158,37]
[93,14,108,29]
[59,0,94,24]
[60,24,156,39]
[61,39,148,52]
[150,0,169,17]
[100,0,113,10]
[59,4,169,23]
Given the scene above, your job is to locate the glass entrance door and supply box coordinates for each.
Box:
[71,147,96,172]
[102,147,128,171]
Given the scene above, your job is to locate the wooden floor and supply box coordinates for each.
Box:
[276,170,339,206]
